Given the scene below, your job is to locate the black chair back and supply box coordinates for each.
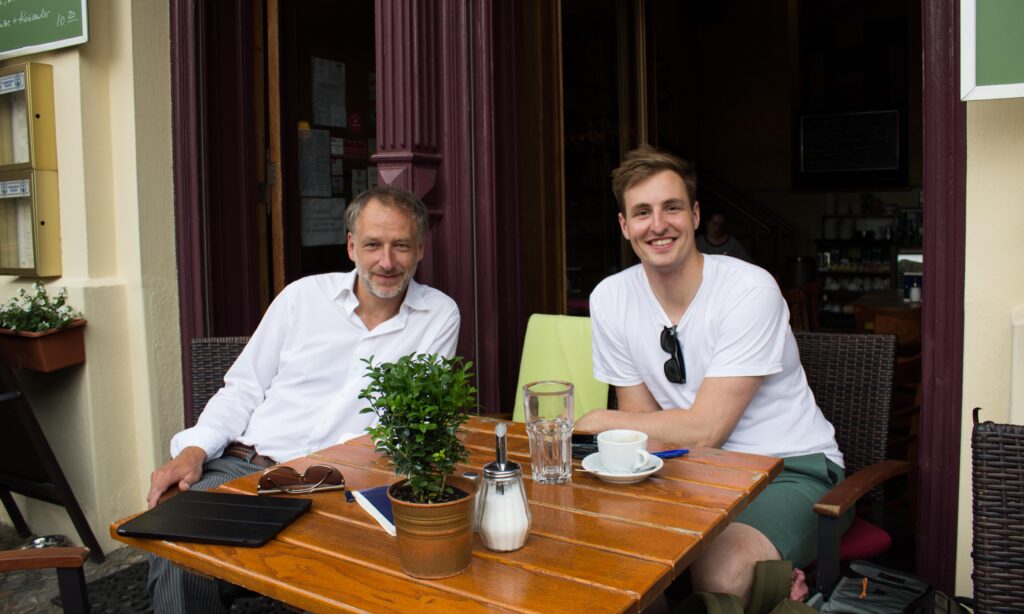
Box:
[795,332,896,494]
[189,336,250,424]
[971,407,1024,611]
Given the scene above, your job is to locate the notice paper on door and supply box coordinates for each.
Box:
[301,198,346,246]
[312,57,346,128]
[298,128,331,197]
[352,169,367,195]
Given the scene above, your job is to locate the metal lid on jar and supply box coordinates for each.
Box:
[482,460,522,481]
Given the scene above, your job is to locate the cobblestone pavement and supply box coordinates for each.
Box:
[0,523,147,613]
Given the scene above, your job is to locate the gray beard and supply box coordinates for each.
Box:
[355,263,416,299]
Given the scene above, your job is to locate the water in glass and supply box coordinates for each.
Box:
[523,380,574,484]
[526,418,573,483]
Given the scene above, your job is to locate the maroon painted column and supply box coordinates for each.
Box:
[374,0,520,413]
[373,0,443,206]
[171,0,204,425]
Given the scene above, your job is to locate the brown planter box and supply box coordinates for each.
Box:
[0,319,87,372]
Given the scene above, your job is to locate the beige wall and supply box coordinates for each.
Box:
[956,97,1024,594]
[0,1,180,555]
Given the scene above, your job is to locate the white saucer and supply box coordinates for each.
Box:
[580,453,663,484]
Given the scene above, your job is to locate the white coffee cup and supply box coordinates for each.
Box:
[597,429,653,473]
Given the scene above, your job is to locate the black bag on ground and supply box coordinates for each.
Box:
[819,560,968,614]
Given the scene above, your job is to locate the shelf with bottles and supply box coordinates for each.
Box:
[816,242,894,275]
[818,278,894,331]
[820,268,892,276]
[822,277,893,300]
[820,207,923,247]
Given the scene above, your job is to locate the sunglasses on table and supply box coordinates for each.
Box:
[660,326,686,384]
[257,464,345,495]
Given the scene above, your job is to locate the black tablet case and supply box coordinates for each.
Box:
[117,490,312,547]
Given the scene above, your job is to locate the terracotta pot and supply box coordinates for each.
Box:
[0,319,86,372]
[388,474,477,579]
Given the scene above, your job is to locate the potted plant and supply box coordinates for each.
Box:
[0,283,85,372]
[359,352,477,579]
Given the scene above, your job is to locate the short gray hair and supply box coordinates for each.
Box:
[345,185,429,242]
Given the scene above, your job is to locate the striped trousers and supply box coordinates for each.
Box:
[146,456,265,614]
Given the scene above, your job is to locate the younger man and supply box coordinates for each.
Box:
[576,146,843,603]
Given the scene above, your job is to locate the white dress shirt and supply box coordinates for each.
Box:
[170,272,461,463]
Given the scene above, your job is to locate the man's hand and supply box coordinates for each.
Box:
[147,446,207,509]
[573,409,615,433]
[574,384,661,433]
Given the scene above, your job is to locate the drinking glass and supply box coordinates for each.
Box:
[523,380,574,484]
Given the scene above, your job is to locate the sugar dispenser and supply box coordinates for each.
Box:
[476,423,531,552]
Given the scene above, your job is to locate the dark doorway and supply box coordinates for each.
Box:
[276,0,376,282]
[551,0,938,585]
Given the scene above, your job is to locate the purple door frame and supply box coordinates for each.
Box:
[918,0,965,594]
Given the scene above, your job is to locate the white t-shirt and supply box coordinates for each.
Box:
[171,272,461,463]
[590,256,843,466]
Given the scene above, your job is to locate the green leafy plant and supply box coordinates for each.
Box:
[0,283,82,333]
[360,353,476,504]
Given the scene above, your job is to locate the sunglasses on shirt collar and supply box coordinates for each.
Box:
[660,326,686,384]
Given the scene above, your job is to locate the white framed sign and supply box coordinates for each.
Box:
[961,0,1024,101]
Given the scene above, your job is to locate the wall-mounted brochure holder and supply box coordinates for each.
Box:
[0,171,60,276]
[0,63,56,171]
[0,63,60,277]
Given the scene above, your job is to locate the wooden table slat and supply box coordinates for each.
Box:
[270,514,638,613]
[110,528,517,614]
[526,505,703,574]
[523,480,724,536]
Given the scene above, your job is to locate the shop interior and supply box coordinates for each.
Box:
[562,0,923,335]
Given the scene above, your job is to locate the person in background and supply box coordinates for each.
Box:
[146,185,460,613]
[576,145,845,606]
[696,210,751,262]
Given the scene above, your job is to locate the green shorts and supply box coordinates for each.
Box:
[735,453,852,567]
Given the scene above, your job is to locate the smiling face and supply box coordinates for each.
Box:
[347,199,424,302]
[618,170,701,276]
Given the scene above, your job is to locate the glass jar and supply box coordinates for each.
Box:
[476,460,531,552]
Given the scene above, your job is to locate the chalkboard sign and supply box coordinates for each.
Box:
[800,110,900,173]
[961,0,1024,100]
[0,0,89,61]
[796,109,906,188]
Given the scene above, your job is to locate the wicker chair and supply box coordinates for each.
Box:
[189,336,250,425]
[794,332,911,595]
[971,407,1024,612]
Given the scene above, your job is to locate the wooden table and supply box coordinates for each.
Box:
[112,417,781,613]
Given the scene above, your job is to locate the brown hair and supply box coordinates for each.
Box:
[345,185,429,242]
[610,144,697,213]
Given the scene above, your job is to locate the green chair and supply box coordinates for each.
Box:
[512,314,609,422]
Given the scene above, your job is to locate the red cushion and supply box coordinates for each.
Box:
[838,517,892,561]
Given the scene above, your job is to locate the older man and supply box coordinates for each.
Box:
[576,146,844,605]
[147,185,460,612]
